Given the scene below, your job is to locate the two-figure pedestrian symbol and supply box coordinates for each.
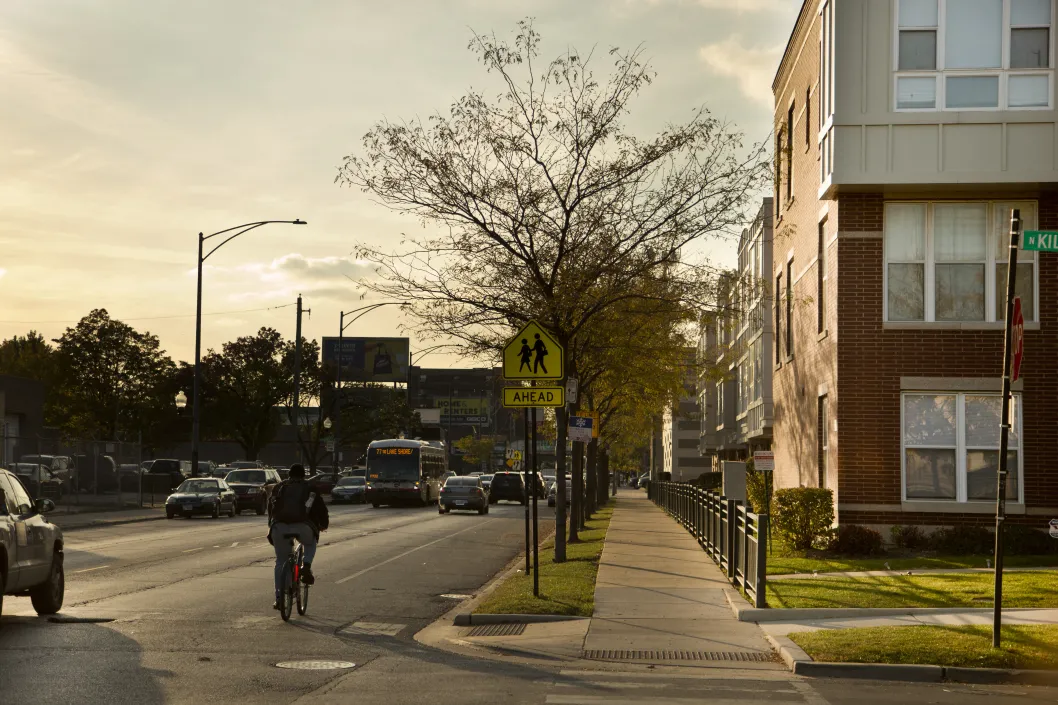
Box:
[518,334,548,375]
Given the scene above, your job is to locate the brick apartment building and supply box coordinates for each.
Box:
[772,0,1057,528]
[699,200,775,468]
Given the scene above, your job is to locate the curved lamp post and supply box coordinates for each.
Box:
[191,220,306,472]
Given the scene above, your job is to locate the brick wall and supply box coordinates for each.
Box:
[836,192,1058,518]
[772,7,840,501]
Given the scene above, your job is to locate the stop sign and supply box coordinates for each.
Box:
[1011,296,1025,382]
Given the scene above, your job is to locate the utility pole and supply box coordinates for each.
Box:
[292,294,310,462]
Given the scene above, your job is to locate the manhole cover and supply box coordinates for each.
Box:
[582,649,776,662]
[48,617,115,624]
[439,594,473,600]
[466,623,527,637]
[275,660,356,670]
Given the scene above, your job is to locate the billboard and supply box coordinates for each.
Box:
[438,397,490,424]
[322,337,410,383]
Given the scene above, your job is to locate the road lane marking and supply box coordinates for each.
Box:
[72,565,110,574]
[790,681,832,705]
[230,542,239,547]
[335,519,496,585]
[182,547,204,554]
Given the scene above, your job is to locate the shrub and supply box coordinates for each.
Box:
[745,464,770,515]
[772,487,834,552]
[828,524,885,556]
[928,525,994,555]
[1004,524,1058,556]
[890,525,929,551]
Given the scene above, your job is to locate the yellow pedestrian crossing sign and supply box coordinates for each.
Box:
[502,320,564,381]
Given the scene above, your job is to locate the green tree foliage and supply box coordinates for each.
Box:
[338,386,423,462]
[454,434,496,467]
[0,331,61,423]
[200,327,294,460]
[52,309,176,442]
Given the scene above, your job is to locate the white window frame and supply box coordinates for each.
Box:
[893,0,1055,111]
[882,200,1039,323]
[900,392,1024,503]
[819,0,835,185]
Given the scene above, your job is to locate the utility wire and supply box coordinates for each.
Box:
[0,302,297,325]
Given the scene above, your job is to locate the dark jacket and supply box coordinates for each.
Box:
[267,479,329,538]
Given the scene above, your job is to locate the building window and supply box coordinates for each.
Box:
[895,0,1053,111]
[884,201,1037,322]
[785,259,794,357]
[752,338,763,402]
[902,393,1021,502]
[775,130,784,213]
[817,219,827,332]
[775,272,783,364]
[805,87,812,145]
[715,382,724,427]
[786,103,794,201]
[818,395,829,488]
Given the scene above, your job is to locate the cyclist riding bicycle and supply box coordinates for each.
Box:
[267,464,329,610]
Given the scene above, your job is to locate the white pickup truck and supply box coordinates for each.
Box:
[0,467,64,619]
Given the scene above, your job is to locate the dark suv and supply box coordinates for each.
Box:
[487,471,526,504]
[223,468,281,515]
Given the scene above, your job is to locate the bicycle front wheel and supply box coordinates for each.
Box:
[297,582,309,616]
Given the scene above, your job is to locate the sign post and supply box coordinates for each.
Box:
[502,320,565,596]
[993,209,1022,648]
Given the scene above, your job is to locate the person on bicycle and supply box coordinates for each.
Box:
[267,464,329,609]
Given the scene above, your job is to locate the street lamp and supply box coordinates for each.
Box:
[323,417,332,430]
[191,219,306,473]
[175,391,187,410]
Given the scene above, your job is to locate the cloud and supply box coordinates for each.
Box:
[0,268,6,279]
[698,36,784,105]
[201,254,376,305]
[629,0,793,12]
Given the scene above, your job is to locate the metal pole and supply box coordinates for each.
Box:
[335,312,344,468]
[532,403,539,597]
[191,232,204,474]
[137,430,143,508]
[524,407,531,576]
[993,207,1021,648]
[292,295,304,464]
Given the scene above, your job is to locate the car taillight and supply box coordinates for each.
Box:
[441,487,448,493]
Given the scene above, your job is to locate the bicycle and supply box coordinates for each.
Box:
[278,533,310,621]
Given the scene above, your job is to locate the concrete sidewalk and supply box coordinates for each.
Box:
[419,490,782,669]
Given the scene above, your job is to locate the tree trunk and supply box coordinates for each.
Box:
[554,406,568,563]
[586,438,598,523]
[570,440,582,542]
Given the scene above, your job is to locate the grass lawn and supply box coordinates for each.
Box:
[767,571,1058,609]
[474,505,613,617]
[768,553,1058,576]
[789,625,1058,670]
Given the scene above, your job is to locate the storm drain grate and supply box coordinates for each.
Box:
[582,649,777,662]
[465,623,527,637]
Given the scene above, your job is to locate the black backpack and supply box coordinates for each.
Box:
[272,481,313,524]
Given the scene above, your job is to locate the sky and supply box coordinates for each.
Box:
[0,0,800,369]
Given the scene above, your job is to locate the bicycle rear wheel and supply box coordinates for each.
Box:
[279,559,294,622]
[294,545,308,616]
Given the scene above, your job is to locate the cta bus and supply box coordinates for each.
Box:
[364,439,446,507]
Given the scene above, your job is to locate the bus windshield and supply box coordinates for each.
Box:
[368,447,421,481]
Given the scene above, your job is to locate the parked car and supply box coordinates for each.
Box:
[439,475,489,515]
[488,471,526,504]
[195,460,218,478]
[148,459,191,491]
[548,476,573,507]
[331,476,367,504]
[72,454,119,493]
[165,478,237,519]
[0,468,64,618]
[229,460,264,470]
[19,455,72,482]
[223,468,281,515]
[117,463,146,492]
[9,463,64,499]
[308,472,340,495]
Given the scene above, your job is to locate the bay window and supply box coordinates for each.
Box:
[895,0,1053,111]
[903,393,1021,502]
[884,201,1038,323]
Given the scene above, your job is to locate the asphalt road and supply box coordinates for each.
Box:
[2,501,1056,704]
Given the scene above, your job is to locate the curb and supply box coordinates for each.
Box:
[732,602,1047,623]
[764,631,1058,685]
[453,613,587,626]
[51,514,168,531]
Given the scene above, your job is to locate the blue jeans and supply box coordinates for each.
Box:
[270,522,317,597]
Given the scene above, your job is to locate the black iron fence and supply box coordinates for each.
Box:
[649,480,769,608]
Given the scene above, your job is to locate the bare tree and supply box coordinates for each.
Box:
[338,20,768,560]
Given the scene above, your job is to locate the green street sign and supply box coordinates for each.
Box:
[1023,231,1058,251]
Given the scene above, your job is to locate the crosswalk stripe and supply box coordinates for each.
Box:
[547,696,759,705]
